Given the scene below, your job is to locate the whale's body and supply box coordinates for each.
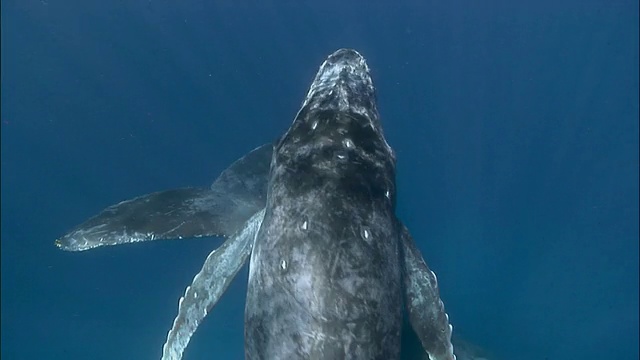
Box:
[57,49,465,360]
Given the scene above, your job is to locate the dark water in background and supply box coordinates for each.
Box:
[1,0,638,359]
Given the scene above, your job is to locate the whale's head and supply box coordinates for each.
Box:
[273,49,396,206]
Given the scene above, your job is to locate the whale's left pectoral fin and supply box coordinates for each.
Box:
[55,187,228,251]
[161,208,265,360]
[55,143,273,252]
[400,222,456,360]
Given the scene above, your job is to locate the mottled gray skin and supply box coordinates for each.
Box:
[245,49,403,359]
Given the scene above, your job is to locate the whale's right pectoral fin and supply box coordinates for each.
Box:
[55,143,273,251]
[399,222,456,360]
[162,208,265,360]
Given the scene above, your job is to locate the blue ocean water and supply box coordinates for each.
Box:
[1,0,638,359]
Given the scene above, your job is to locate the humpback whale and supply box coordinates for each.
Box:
[56,49,472,360]
[242,48,456,359]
